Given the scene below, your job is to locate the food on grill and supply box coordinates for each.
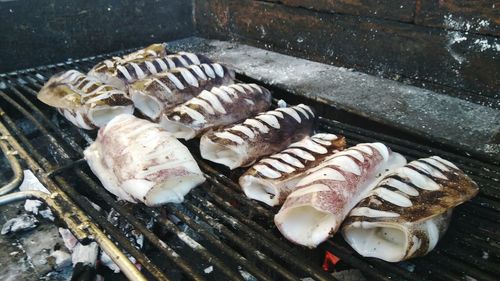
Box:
[240,133,346,206]
[160,83,272,139]
[123,43,169,59]
[200,104,316,169]
[274,143,406,248]
[342,156,478,262]
[88,43,168,83]
[128,63,235,120]
[37,70,134,130]
[88,52,212,89]
[84,114,205,206]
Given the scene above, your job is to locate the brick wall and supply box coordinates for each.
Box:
[195,0,500,107]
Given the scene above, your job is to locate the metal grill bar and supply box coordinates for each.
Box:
[0,47,498,281]
[1,63,333,280]
[0,128,23,195]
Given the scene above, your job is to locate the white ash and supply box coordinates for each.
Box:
[1,214,39,235]
[72,242,98,267]
[86,198,102,211]
[19,170,49,193]
[398,261,416,273]
[58,228,78,251]
[445,31,467,64]
[38,209,55,221]
[0,258,34,281]
[465,275,478,281]
[43,267,73,281]
[48,250,72,269]
[443,14,490,32]
[254,250,266,260]
[204,266,213,274]
[277,99,287,108]
[107,208,144,248]
[238,266,257,281]
[58,228,101,273]
[18,224,67,275]
[482,251,489,260]
[19,170,54,221]
[442,14,499,62]
[472,38,500,52]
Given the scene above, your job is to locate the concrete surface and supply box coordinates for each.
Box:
[168,37,500,160]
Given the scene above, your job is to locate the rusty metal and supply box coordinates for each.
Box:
[0,129,23,195]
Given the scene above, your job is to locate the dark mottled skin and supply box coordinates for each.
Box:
[249,136,347,179]
[39,71,132,108]
[207,105,316,167]
[129,64,235,118]
[146,167,191,182]
[242,135,347,203]
[343,157,478,259]
[345,160,478,224]
[116,53,213,82]
[164,84,272,134]
[91,43,169,74]
[281,145,384,215]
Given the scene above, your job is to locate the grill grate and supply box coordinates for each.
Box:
[0,47,499,281]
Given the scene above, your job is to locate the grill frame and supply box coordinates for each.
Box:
[0,47,499,281]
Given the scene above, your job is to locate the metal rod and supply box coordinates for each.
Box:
[74,169,206,281]
[189,188,336,281]
[148,208,246,281]
[0,190,47,205]
[173,201,300,281]
[160,205,279,281]
[0,133,23,195]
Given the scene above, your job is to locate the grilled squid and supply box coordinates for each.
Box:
[274,143,406,248]
[128,63,235,120]
[240,134,346,206]
[160,83,272,139]
[342,156,478,262]
[121,43,169,60]
[88,43,168,84]
[88,52,212,89]
[84,114,205,206]
[200,104,316,169]
[37,70,133,130]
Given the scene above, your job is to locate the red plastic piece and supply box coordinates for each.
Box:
[322,250,341,271]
